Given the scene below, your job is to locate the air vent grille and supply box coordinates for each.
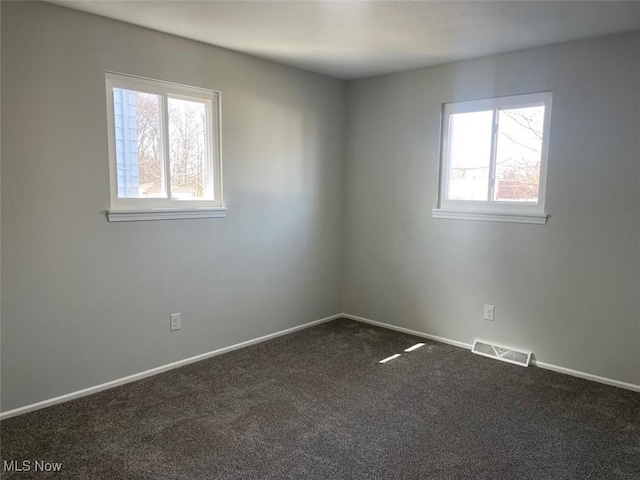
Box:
[472,340,531,367]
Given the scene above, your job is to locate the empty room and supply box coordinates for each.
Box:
[1,1,639,478]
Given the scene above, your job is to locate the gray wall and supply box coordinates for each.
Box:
[0,0,3,410]
[1,2,345,411]
[343,32,640,385]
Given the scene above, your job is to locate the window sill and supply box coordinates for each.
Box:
[432,209,548,225]
[107,207,228,222]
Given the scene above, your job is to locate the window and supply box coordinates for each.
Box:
[433,92,552,224]
[105,72,226,221]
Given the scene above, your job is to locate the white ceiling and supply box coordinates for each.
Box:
[49,1,640,80]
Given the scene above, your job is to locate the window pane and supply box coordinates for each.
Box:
[113,88,165,198]
[168,98,210,200]
[494,105,545,203]
[447,111,493,201]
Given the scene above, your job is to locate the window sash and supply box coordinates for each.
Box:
[438,92,552,215]
[106,72,222,211]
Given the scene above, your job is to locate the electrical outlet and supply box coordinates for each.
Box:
[170,313,181,331]
[483,305,495,321]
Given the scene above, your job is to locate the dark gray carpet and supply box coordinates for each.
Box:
[1,319,639,479]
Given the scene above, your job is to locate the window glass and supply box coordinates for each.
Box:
[447,110,493,202]
[494,105,545,203]
[168,97,210,200]
[113,88,164,199]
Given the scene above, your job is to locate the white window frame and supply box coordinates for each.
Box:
[433,92,552,224]
[105,72,226,222]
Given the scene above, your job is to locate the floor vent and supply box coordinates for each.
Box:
[472,339,531,367]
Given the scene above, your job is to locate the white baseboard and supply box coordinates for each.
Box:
[0,313,342,420]
[529,360,640,392]
[3,312,637,420]
[342,313,473,350]
[343,313,640,393]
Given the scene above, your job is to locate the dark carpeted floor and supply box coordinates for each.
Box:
[1,318,639,479]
